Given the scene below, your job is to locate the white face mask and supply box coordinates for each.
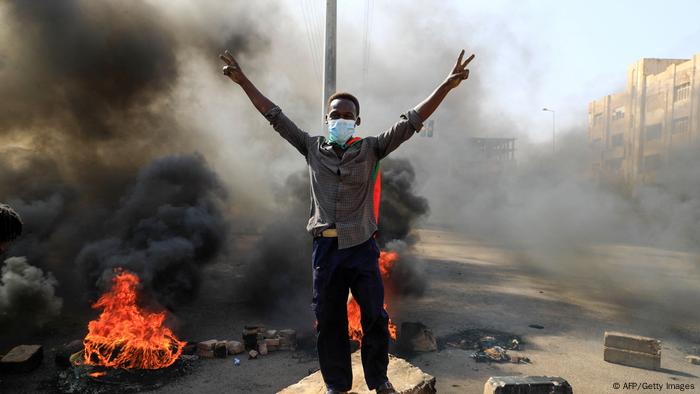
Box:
[327,118,356,147]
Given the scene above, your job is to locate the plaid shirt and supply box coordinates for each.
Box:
[264,106,424,249]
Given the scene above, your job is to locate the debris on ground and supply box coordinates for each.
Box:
[437,330,530,364]
[687,355,700,365]
[398,322,437,352]
[528,324,544,329]
[472,342,531,364]
[603,331,661,370]
[54,340,83,369]
[483,376,572,394]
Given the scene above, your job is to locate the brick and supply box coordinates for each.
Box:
[226,340,245,355]
[604,332,661,355]
[248,350,259,359]
[197,340,217,352]
[258,342,268,355]
[1,345,44,373]
[483,376,572,394]
[604,347,660,370]
[197,348,215,358]
[264,329,278,339]
[265,338,280,352]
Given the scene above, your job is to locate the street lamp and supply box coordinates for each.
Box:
[542,108,555,153]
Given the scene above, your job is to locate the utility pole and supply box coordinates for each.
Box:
[543,108,556,153]
[322,0,337,124]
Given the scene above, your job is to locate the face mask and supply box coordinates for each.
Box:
[327,118,356,147]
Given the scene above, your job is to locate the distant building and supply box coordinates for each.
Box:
[588,55,700,183]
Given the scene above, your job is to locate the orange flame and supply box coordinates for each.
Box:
[83,271,185,369]
[347,250,398,344]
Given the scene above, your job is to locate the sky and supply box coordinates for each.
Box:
[285,0,700,143]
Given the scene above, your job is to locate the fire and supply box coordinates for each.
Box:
[347,250,399,344]
[83,270,185,369]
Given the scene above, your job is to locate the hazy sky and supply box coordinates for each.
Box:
[285,0,700,143]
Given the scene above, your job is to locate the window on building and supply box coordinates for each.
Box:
[611,133,624,147]
[645,124,662,141]
[673,117,689,134]
[605,158,623,172]
[643,154,661,172]
[593,113,603,126]
[612,107,625,121]
[674,82,691,102]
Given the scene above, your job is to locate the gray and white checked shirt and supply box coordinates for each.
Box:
[264,106,424,249]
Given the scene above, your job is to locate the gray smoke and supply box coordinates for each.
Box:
[0,257,63,333]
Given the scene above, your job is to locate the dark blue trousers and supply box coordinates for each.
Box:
[311,236,390,391]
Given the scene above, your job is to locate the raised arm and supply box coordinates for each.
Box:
[219,50,276,115]
[375,49,475,159]
[414,49,475,121]
[219,50,312,156]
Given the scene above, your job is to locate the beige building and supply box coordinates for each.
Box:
[588,54,700,183]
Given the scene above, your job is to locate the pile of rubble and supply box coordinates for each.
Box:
[470,336,530,364]
[189,325,297,361]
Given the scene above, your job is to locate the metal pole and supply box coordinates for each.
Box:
[543,108,556,153]
[322,0,337,125]
[552,110,556,153]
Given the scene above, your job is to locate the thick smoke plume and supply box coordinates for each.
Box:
[0,257,62,333]
[0,0,264,327]
[76,154,228,307]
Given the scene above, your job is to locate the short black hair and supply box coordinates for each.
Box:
[327,92,360,116]
[0,204,22,242]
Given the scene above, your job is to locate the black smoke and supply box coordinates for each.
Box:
[76,154,228,307]
[0,0,265,328]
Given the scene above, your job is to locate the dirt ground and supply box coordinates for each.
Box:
[1,228,699,393]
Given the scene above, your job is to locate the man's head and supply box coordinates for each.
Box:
[326,92,361,126]
[325,92,361,147]
[0,204,22,254]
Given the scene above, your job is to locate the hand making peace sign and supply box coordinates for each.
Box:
[444,49,476,90]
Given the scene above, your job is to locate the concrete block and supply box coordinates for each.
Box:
[604,331,661,355]
[226,340,245,355]
[197,340,218,352]
[278,352,435,394]
[265,338,280,352]
[1,345,44,373]
[604,347,660,370]
[264,329,279,339]
[258,342,268,355]
[483,376,572,394]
